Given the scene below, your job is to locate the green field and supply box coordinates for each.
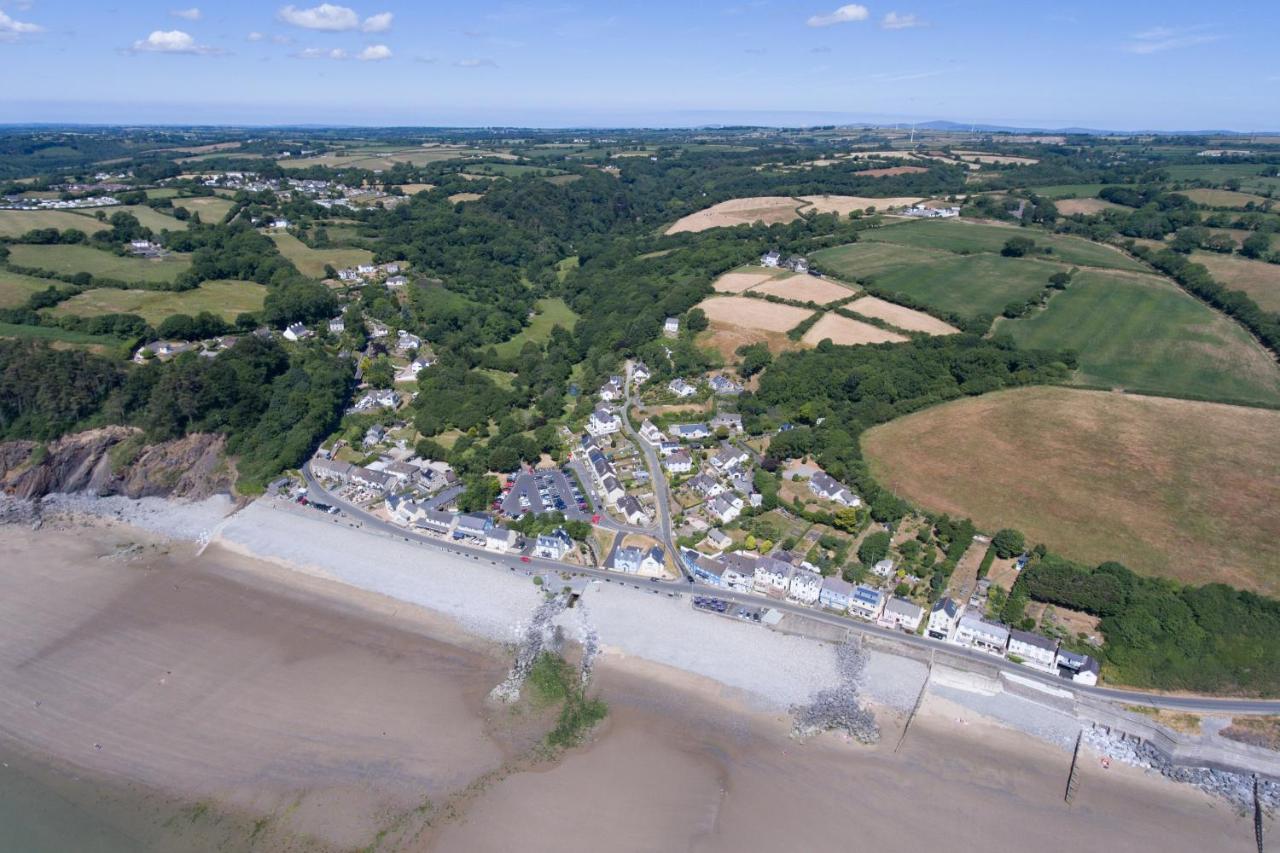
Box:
[0,209,111,238]
[145,188,181,199]
[0,321,123,349]
[1165,164,1280,193]
[270,232,372,278]
[1001,270,1280,405]
[0,270,62,308]
[172,196,236,223]
[8,244,192,284]
[1179,188,1275,209]
[862,219,1146,271]
[110,204,188,233]
[494,297,580,357]
[463,163,567,178]
[811,241,1065,319]
[51,279,266,324]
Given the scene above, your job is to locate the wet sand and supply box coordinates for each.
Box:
[0,521,1262,852]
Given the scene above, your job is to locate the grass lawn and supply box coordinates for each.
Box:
[463,163,566,178]
[270,232,372,278]
[1000,270,1280,406]
[0,209,111,238]
[812,241,1062,318]
[494,298,580,357]
[145,188,181,199]
[50,279,266,324]
[862,386,1280,596]
[1191,251,1280,313]
[555,256,580,283]
[862,219,1147,271]
[0,270,63,308]
[172,196,236,223]
[8,243,192,284]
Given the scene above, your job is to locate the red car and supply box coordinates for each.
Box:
[520,556,531,563]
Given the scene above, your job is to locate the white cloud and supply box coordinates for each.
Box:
[881,12,926,30]
[297,45,348,59]
[357,43,391,60]
[455,57,497,68]
[171,7,201,21]
[806,4,868,28]
[1124,25,1222,54]
[128,29,222,55]
[0,9,44,39]
[279,3,359,30]
[362,11,392,32]
[247,31,265,41]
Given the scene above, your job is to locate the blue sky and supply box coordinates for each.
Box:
[1,1,1276,129]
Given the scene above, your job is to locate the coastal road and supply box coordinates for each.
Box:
[299,463,1280,716]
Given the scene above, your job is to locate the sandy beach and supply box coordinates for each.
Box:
[0,498,1264,851]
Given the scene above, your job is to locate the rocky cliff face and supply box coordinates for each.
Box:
[0,427,232,500]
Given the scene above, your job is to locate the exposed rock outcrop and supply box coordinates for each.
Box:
[0,427,231,500]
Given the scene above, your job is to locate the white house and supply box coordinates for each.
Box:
[848,585,885,620]
[710,448,750,473]
[599,474,626,506]
[386,275,408,287]
[927,597,963,640]
[631,361,652,384]
[709,375,743,396]
[328,316,345,334]
[872,558,896,579]
[663,317,680,337]
[485,528,519,554]
[639,420,666,445]
[880,597,924,632]
[587,407,622,437]
[761,250,781,268]
[820,576,854,612]
[710,412,744,434]
[612,545,664,574]
[283,322,311,342]
[668,378,697,398]
[708,494,743,524]
[752,557,791,595]
[535,528,574,560]
[1009,629,1059,671]
[350,389,400,413]
[689,473,725,498]
[788,569,822,605]
[671,423,710,441]
[599,376,624,402]
[617,495,648,525]
[955,615,1010,656]
[352,467,394,493]
[808,471,860,507]
[663,452,693,474]
[1055,649,1101,686]
[395,330,422,353]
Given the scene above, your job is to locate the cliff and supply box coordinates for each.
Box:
[0,427,232,501]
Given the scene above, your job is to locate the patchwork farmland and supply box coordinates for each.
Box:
[7,244,192,284]
[50,279,267,324]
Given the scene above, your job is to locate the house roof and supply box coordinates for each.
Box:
[693,555,727,578]
[932,597,960,618]
[853,585,883,605]
[1010,629,1058,652]
[884,597,923,619]
[959,615,1010,641]
[821,576,854,596]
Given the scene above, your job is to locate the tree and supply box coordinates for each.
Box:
[364,356,394,389]
[1047,271,1071,289]
[858,531,891,566]
[1241,233,1271,260]
[736,342,773,378]
[991,527,1026,559]
[457,475,500,513]
[684,307,709,333]
[1001,236,1036,257]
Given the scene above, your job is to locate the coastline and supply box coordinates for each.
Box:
[0,494,1265,851]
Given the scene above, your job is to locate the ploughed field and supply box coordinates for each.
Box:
[862,386,1280,597]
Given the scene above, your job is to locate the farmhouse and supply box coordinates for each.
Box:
[808,471,860,507]
[880,597,925,632]
[761,250,781,268]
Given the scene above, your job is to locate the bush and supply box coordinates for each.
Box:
[858,531,891,566]
[991,528,1025,558]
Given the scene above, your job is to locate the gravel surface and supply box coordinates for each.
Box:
[930,683,1082,750]
[1,493,236,540]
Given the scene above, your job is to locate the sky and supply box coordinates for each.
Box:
[0,1,1277,130]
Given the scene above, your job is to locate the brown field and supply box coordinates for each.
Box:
[396,183,436,194]
[1192,251,1280,312]
[954,151,1040,165]
[844,295,959,335]
[1180,188,1274,209]
[698,322,803,361]
[171,196,235,222]
[752,276,856,305]
[858,166,929,177]
[1055,198,1124,216]
[862,386,1280,596]
[800,313,907,346]
[696,295,814,332]
[797,195,924,215]
[712,270,780,293]
[448,192,485,203]
[666,197,803,234]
